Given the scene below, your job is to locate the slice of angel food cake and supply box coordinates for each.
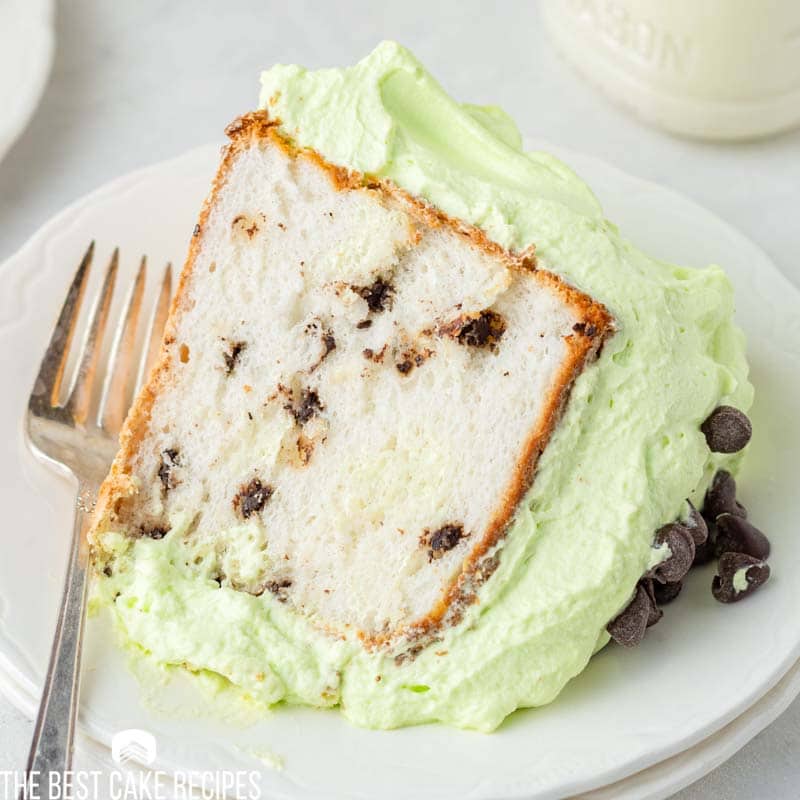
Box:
[88,42,768,732]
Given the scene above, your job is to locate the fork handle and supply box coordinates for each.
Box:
[21,490,91,800]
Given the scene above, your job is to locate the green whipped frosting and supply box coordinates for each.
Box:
[94,41,752,731]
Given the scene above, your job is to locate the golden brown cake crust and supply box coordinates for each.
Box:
[88,110,614,650]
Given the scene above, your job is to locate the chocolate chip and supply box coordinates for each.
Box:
[572,321,598,337]
[233,478,274,519]
[322,331,336,357]
[356,319,372,330]
[703,470,747,521]
[684,501,708,547]
[651,523,695,584]
[395,346,432,375]
[712,552,770,603]
[715,514,771,560]
[265,578,292,602]
[362,345,387,363]
[158,448,180,490]
[424,524,466,561]
[308,329,336,373]
[456,310,506,350]
[223,340,247,374]
[353,277,394,313]
[693,523,718,566]
[395,643,425,666]
[639,579,664,627]
[607,584,652,647]
[701,406,752,453]
[653,579,683,605]
[142,525,168,540]
[287,388,323,425]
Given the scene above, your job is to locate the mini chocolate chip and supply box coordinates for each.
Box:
[233,478,274,519]
[701,406,752,454]
[653,579,683,605]
[356,319,372,330]
[287,388,323,425]
[693,522,718,566]
[425,524,465,561]
[572,321,597,337]
[265,578,292,602]
[607,584,651,647]
[322,331,336,357]
[142,525,168,540]
[158,448,180,490]
[102,565,113,578]
[684,501,709,547]
[456,310,506,350]
[353,277,394,313]
[223,340,247,374]
[394,347,432,375]
[639,579,664,627]
[395,643,425,666]
[651,523,695,584]
[715,514,771,560]
[712,552,770,603]
[703,470,747,521]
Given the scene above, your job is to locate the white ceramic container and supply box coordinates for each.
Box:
[542,0,800,140]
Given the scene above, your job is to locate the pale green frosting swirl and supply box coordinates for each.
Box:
[95,42,752,731]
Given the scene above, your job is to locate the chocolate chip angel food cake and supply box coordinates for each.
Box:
[88,42,770,732]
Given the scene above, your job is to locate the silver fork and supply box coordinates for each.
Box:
[23,242,172,795]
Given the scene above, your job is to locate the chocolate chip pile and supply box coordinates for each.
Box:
[608,405,771,647]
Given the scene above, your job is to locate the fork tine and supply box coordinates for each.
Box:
[97,256,147,433]
[29,242,94,411]
[64,248,119,423]
[135,262,172,394]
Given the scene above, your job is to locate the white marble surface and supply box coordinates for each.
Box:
[0,2,798,798]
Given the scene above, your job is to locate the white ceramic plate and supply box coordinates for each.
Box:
[3,655,800,800]
[0,0,54,163]
[0,141,798,800]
